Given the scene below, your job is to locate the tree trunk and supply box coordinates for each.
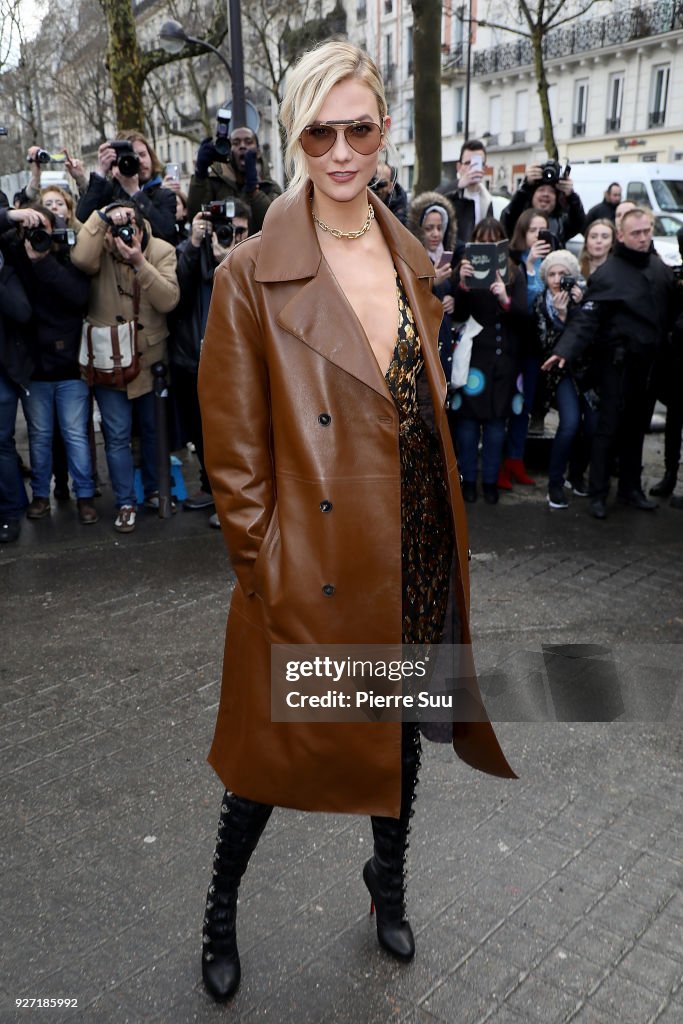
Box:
[412,0,442,195]
[100,0,145,130]
[531,27,557,160]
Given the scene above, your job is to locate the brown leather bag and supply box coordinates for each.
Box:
[79,280,141,388]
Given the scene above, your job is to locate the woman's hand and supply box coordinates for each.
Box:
[162,174,181,193]
[551,288,569,321]
[442,294,455,315]
[63,149,87,191]
[490,271,509,305]
[570,283,583,304]
[190,212,211,248]
[526,239,550,270]
[433,261,451,285]
[8,208,43,229]
[113,229,144,268]
[26,146,42,186]
[542,354,566,372]
[459,258,474,287]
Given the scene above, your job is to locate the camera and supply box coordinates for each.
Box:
[110,221,136,246]
[559,275,577,292]
[215,108,231,159]
[110,140,140,178]
[539,159,571,186]
[28,148,51,164]
[25,226,53,253]
[202,200,236,246]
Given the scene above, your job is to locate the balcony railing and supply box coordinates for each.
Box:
[442,42,465,70]
[605,117,621,132]
[473,0,683,76]
[572,122,587,136]
[648,110,666,127]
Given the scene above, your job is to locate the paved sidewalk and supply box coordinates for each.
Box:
[1,431,682,1024]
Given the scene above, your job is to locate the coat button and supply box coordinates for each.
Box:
[318,413,331,426]
[322,584,335,596]
[319,500,333,512]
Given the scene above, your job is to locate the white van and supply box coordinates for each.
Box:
[568,162,683,219]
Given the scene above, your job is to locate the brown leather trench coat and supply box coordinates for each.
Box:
[198,185,516,818]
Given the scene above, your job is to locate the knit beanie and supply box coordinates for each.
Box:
[539,249,581,283]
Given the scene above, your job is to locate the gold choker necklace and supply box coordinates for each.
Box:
[311,203,374,240]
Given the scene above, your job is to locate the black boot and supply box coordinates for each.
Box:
[364,724,421,962]
[650,470,677,497]
[202,792,272,1001]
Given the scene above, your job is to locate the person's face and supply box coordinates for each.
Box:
[458,148,485,174]
[301,77,389,206]
[421,211,444,252]
[374,162,392,199]
[42,190,69,220]
[618,214,653,252]
[546,266,566,294]
[534,185,557,212]
[230,129,258,172]
[607,185,622,205]
[230,216,249,248]
[131,140,153,182]
[526,215,547,248]
[614,201,636,230]
[586,223,614,260]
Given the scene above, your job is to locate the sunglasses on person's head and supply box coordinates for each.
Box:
[299,119,385,157]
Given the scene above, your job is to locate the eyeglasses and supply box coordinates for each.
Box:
[299,120,385,158]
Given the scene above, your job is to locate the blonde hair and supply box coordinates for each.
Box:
[279,40,388,201]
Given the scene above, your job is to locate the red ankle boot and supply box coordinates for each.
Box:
[497,464,513,490]
[504,458,536,486]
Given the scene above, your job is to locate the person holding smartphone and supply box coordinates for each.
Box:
[439,140,494,244]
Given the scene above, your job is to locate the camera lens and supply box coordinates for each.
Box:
[215,224,234,246]
[117,152,140,177]
[26,227,52,253]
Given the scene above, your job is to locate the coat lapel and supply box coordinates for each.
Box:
[255,183,447,403]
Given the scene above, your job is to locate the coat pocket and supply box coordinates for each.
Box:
[252,505,280,600]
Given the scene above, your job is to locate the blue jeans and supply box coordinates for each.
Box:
[548,376,581,488]
[455,416,506,485]
[0,371,28,518]
[24,379,94,499]
[506,357,541,460]
[94,387,157,507]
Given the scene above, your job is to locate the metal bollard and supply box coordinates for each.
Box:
[152,362,172,519]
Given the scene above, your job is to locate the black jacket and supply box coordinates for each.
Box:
[168,239,216,373]
[501,181,586,246]
[584,200,618,227]
[441,189,494,244]
[0,260,33,390]
[76,174,177,245]
[553,243,680,366]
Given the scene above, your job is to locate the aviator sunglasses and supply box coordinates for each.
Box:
[299,119,385,158]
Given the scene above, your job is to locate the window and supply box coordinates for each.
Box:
[513,90,528,143]
[649,64,669,127]
[407,98,415,142]
[489,95,502,137]
[573,79,588,136]
[626,181,648,204]
[407,27,413,76]
[606,73,624,133]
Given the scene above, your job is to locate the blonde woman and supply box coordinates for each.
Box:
[197,40,515,1001]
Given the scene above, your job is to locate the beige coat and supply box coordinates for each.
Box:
[198,186,516,818]
[71,212,179,398]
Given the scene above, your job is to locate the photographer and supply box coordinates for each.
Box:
[543,209,681,519]
[535,251,589,510]
[1,205,95,523]
[76,131,176,245]
[502,160,586,248]
[170,199,250,519]
[186,126,281,231]
[0,211,32,543]
[71,200,179,533]
[370,161,407,225]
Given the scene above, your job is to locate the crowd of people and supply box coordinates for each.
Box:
[1,124,682,545]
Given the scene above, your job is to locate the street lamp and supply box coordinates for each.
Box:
[159,20,232,76]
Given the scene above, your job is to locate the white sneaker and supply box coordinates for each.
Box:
[208,512,221,529]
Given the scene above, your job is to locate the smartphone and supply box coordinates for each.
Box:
[470,154,483,173]
[538,229,555,248]
[165,162,180,182]
[438,251,453,268]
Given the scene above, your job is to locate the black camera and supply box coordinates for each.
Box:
[202,199,236,246]
[559,275,577,292]
[28,148,51,164]
[110,221,136,246]
[25,226,53,253]
[215,108,231,159]
[539,159,571,186]
[110,140,140,178]
[52,227,76,247]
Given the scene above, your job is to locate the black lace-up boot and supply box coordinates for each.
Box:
[363,724,421,961]
[201,792,273,1000]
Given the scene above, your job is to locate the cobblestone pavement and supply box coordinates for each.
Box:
[1,429,682,1024]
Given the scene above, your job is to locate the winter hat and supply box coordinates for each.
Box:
[539,249,580,283]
